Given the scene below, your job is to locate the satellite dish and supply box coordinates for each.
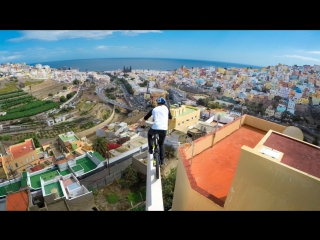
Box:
[282,126,304,141]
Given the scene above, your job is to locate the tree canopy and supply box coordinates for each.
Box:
[92,137,108,158]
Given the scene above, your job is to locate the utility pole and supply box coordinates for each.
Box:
[211,114,221,147]
[106,145,110,175]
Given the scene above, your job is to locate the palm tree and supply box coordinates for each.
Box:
[92,137,108,158]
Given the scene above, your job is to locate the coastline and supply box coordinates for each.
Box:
[28,57,264,72]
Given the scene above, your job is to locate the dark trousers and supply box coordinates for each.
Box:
[148,128,167,164]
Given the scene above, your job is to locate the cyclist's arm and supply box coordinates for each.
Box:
[141,109,153,126]
[168,109,173,125]
[168,110,172,126]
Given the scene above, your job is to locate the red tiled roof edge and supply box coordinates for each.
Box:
[179,146,225,207]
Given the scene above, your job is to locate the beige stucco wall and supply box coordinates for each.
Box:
[243,115,286,133]
[169,106,200,132]
[183,117,242,160]
[171,153,222,211]
[4,150,39,178]
[172,115,319,210]
[224,146,320,210]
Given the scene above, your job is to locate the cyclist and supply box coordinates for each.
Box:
[140,97,172,166]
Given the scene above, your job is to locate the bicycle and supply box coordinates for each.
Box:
[151,133,160,180]
[140,125,160,179]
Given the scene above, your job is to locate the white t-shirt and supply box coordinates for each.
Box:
[144,105,172,130]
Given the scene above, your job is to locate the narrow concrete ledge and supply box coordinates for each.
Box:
[146,152,164,211]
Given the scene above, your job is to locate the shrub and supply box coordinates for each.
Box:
[106,193,120,204]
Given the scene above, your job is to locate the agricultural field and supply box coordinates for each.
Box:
[0,78,64,123]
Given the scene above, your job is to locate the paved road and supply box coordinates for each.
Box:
[96,87,138,111]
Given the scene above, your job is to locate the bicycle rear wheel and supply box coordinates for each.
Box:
[154,151,160,179]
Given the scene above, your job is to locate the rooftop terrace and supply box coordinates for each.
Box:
[0,180,23,197]
[176,107,197,118]
[30,169,60,189]
[185,124,267,204]
[59,132,79,142]
[263,132,320,178]
[73,156,97,173]
[44,182,64,198]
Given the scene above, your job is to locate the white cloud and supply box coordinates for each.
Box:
[120,30,162,36]
[8,30,162,42]
[96,45,131,50]
[0,55,23,61]
[307,51,320,55]
[281,55,320,62]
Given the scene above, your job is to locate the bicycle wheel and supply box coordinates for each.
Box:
[154,151,160,179]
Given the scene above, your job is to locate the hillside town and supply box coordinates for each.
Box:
[0,61,320,211]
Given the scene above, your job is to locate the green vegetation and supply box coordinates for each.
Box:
[0,91,28,100]
[0,82,19,94]
[105,87,116,93]
[92,136,108,158]
[0,95,35,109]
[0,135,11,141]
[127,188,145,205]
[66,91,76,99]
[73,79,80,85]
[24,80,44,86]
[80,121,95,129]
[130,204,146,211]
[196,97,221,109]
[107,94,115,100]
[119,78,134,94]
[60,96,67,102]
[122,165,141,188]
[15,136,41,148]
[162,167,177,211]
[0,100,60,121]
[106,193,120,204]
[164,144,176,158]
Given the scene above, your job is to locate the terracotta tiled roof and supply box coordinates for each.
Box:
[30,165,44,172]
[8,139,35,159]
[6,190,29,211]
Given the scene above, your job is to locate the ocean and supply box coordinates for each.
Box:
[28,58,264,72]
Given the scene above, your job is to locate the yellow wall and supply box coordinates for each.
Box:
[171,152,223,211]
[169,105,200,132]
[171,115,310,211]
[224,144,320,210]
[3,150,39,178]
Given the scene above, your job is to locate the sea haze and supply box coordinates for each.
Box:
[28,58,264,72]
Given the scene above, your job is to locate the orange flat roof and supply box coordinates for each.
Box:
[6,190,29,211]
[9,139,35,159]
[180,124,267,206]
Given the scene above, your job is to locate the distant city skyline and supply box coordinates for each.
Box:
[1,30,320,67]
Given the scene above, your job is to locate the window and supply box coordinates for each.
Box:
[178,123,180,126]
[31,155,35,160]
[182,121,184,124]
[15,163,18,168]
[186,119,189,122]
[26,158,29,163]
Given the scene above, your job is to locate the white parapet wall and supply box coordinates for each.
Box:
[146,152,164,211]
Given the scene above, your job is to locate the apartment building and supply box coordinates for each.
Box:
[1,139,39,179]
[172,115,320,210]
[169,105,200,132]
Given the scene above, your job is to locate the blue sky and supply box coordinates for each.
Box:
[1,30,320,67]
